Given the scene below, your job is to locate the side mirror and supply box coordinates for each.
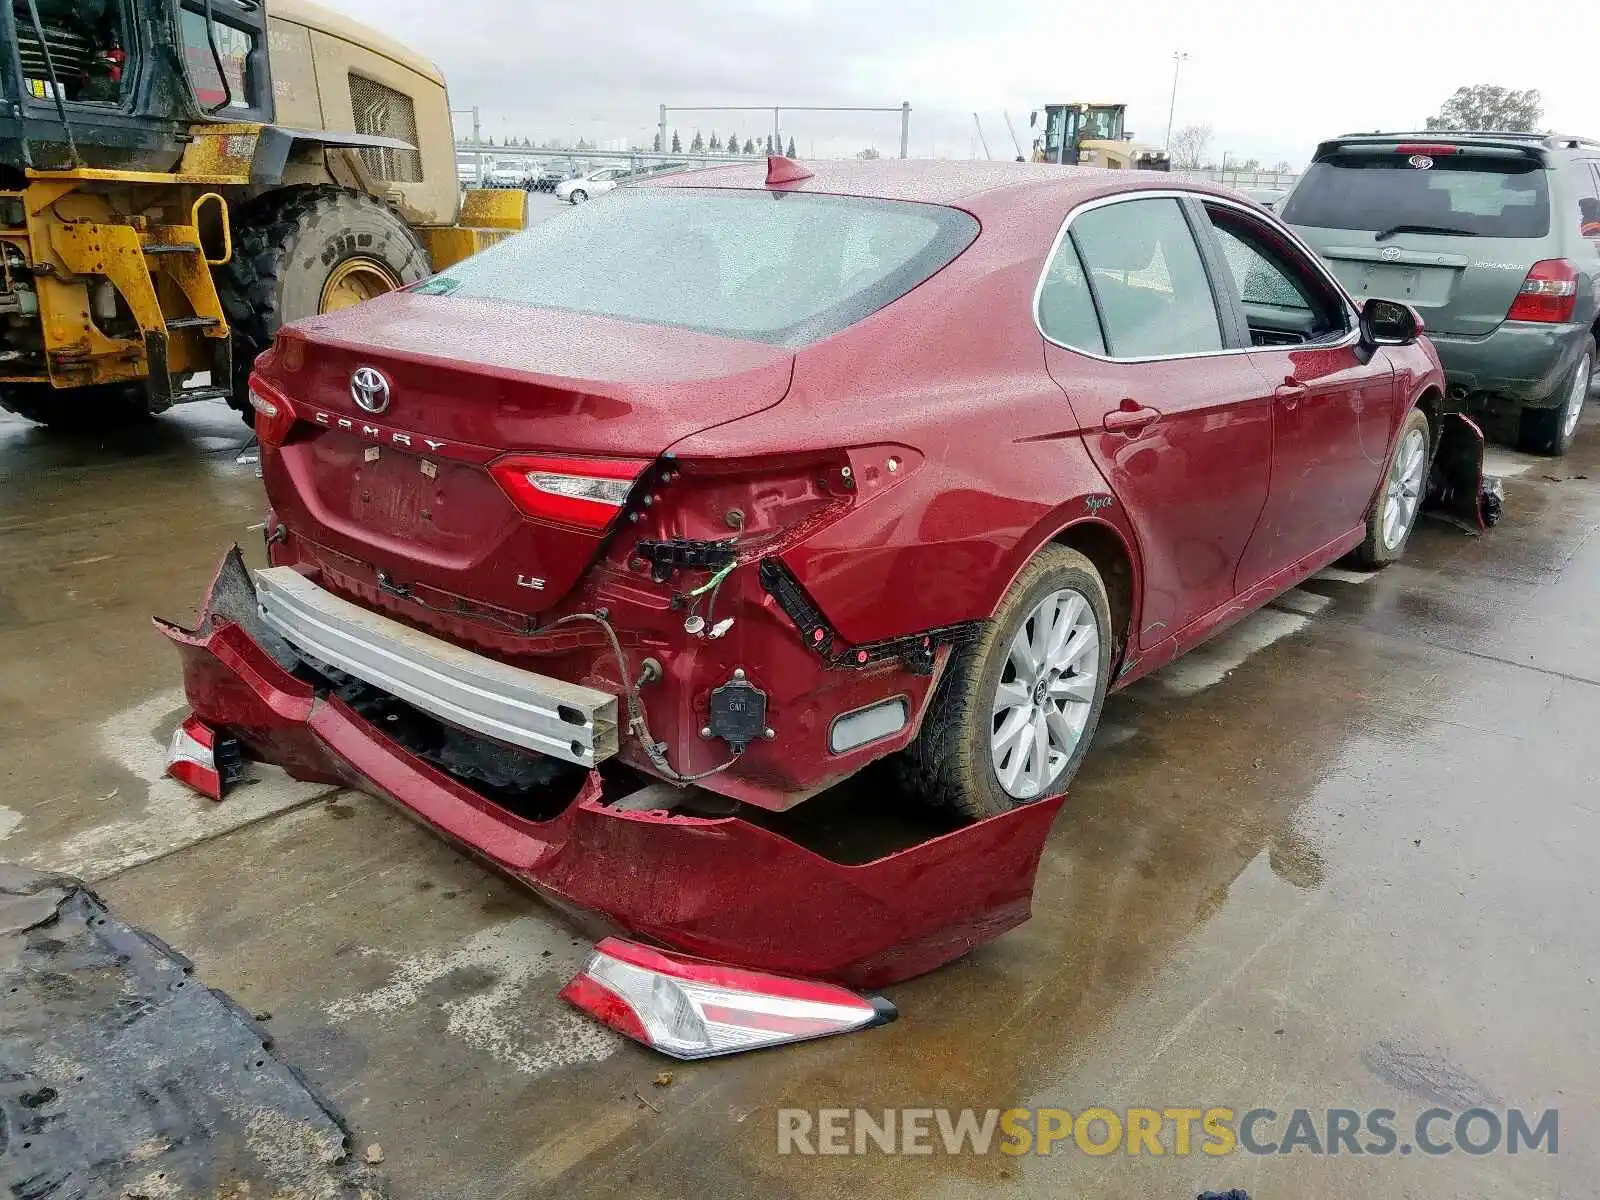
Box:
[1360,298,1421,347]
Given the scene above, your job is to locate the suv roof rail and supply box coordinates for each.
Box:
[1333,129,1600,150]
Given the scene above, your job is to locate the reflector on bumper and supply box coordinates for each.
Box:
[561,937,896,1059]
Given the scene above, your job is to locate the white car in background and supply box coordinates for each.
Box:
[554,166,633,203]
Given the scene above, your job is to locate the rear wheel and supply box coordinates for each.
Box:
[218,186,431,424]
[1518,337,1593,457]
[900,545,1112,819]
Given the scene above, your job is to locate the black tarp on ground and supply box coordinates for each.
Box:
[0,864,385,1199]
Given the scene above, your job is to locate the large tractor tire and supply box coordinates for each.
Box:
[0,382,150,432]
[218,186,431,423]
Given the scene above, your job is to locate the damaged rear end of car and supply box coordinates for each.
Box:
[157,176,1060,1006]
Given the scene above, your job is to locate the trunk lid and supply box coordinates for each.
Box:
[1283,140,1554,337]
[258,293,794,615]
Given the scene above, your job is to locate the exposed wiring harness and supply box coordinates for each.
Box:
[685,560,735,598]
[552,610,741,786]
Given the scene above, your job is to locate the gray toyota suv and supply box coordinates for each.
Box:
[1283,132,1600,455]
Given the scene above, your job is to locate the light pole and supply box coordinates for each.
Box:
[1164,51,1188,153]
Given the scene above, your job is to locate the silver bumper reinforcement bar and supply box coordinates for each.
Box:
[254,566,619,767]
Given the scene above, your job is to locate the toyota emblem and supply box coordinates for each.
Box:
[1408,154,1434,170]
[350,366,390,414]
[1380,246,1402,262]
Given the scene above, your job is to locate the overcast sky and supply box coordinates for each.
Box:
[324,0,1588,167]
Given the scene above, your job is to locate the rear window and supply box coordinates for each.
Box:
[414,188,978,346]
[1282,153,1551,238]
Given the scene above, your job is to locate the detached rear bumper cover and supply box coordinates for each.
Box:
[154,549,1062,987]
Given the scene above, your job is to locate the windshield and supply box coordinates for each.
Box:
[1282,154,1550,238]
[414,188,978,346]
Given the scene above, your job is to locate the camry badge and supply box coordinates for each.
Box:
[350,366,391,414]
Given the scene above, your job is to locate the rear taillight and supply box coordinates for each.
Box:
[561,937,896,1059]
[166,714,242,800]
[1392,143,1462,156]
[489,454,649,529]
[1506,259,1579,323]
[249,382,297,446]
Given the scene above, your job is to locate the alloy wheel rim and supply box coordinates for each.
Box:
[990,587,1100,800]
[1562,354,1591,441]
[1383,427,1427,550]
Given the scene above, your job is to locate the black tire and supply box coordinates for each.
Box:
[899,545,1113,819]
[569,189,588,204]
[0,382,149,431]
[1518,337,1593,457]
[1355,406,1431,568]
[217,186,431,420]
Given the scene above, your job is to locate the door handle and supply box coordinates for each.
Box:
[1103,403,1161,434]
[1274,380,1309,409]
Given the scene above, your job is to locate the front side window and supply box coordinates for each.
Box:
[414,188,979,347]
[1068,197,1222,358]
[1206,208,1347,345]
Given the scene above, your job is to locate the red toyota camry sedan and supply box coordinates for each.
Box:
[168,160,1443,829]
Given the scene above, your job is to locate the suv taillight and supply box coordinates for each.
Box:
[1506,259,1579,323]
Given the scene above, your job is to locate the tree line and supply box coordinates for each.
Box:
[652,130,798,156]
[453,132,804,156]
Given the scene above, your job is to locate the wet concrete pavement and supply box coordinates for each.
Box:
[2,401,1597,1198]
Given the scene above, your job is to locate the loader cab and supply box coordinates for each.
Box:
[0,0,270,174]
[1031,103,1127,164]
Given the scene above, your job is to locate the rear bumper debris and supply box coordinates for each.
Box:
[1424,412,1504,534]
[154,549,1064,988]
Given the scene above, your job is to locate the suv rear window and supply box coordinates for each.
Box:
[414,188,978,346]
[1282,153,1551,239]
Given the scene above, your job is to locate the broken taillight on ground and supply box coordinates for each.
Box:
[165,714,242,800]
[561,937,897,1059]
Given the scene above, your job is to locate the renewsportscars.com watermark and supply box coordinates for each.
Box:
[777,1107,1559,1158]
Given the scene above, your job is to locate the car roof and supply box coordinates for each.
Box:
[644,158,1237,208]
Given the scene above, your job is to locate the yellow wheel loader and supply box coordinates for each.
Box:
[0,0,522,428]
[1029,103,1171,171]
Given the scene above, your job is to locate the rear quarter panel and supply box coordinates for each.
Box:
[670,183,1143,646]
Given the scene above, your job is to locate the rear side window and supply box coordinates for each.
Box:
[1068,197,1222,358]
[1577,162,1600,240]
[1282,154,1551,238]
[1036,238,1105,354]
[414,188,978,346]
